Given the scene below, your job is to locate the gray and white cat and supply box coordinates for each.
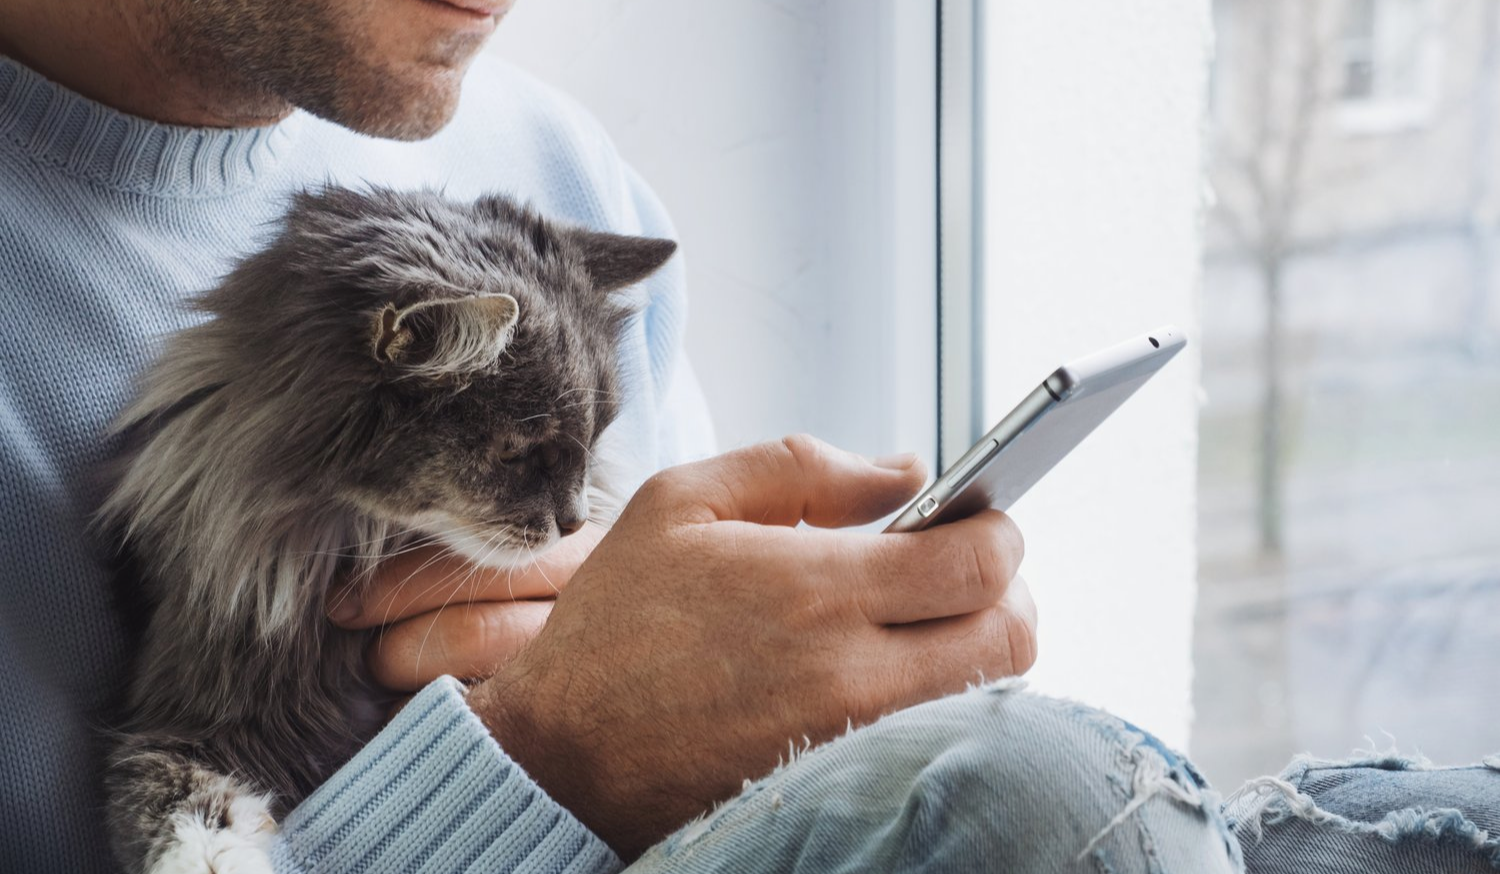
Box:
[97,186,676,874]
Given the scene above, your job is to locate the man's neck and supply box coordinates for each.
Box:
[0,0,290,129]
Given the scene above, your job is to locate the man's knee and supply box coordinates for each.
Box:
[866,683,1242,872]
[637,683,1242,873]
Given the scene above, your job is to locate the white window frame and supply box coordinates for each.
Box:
[938,0,987,469]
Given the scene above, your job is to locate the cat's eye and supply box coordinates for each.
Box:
[493,444,524,464]
[540,444,562,469]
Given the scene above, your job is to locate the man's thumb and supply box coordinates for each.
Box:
[676,435,927,528]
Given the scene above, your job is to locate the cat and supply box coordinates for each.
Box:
[96,185,677,874]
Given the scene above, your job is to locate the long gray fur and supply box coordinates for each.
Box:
[96,186,677,873]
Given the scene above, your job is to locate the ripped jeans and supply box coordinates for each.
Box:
[626,683,1499,874]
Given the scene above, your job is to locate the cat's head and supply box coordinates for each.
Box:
[188,187,677,566]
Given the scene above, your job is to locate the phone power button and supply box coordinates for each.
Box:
[917,495,939,517]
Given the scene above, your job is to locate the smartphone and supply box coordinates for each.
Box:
[885,326,1187,533]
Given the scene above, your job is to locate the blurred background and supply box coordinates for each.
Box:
[1198,0,1500,787]
[493,0,1498,790]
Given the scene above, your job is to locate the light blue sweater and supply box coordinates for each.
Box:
[0,52,712,873]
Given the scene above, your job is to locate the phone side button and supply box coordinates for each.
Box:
[917,495,939,517]
[944,439,1000,489]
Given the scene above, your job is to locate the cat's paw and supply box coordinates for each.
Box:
[147,795,277,874]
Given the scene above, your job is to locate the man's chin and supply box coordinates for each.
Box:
[345,95,461,142]
[312,72,465,141]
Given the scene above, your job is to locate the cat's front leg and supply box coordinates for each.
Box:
[106,742,278,874]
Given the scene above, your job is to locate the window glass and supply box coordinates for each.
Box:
[1194,0,1500,787]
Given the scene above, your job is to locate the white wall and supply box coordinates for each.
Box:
[980,1,1210,746]
[491,0,936,461]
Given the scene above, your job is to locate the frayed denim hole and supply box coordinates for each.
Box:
[1072,706,1241,867]
[1373,807,1500,870]
[1120,720,1178,765]
[1078,732,1210,862]
[1118,718,1217,798]
[1228,773,1500,870]
[1288,748,1436,788]
[1179,756,1214,792]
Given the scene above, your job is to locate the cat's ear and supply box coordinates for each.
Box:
[372,293,520,375]
[568,228,678,293]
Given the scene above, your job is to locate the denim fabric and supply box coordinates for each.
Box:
[628,682,1242,874]
[1225,753,1500,873]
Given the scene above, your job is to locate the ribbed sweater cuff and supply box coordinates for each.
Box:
[270,677,622,874]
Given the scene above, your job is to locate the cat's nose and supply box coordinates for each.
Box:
[555,495,589,537]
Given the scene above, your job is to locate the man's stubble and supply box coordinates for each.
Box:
[158,0,487,139]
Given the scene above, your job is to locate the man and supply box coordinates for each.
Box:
[1,2,1486,874]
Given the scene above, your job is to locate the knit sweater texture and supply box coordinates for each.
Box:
[0,52,712,873]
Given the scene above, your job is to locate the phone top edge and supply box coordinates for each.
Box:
[884,325,1188,535]
[1051,326,1186,397]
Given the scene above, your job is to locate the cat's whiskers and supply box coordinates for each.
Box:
[303,524,429,555]
[504,563,520,603]
[348,518,497,568]
[553,386,618,404]
[412,525,516,682]
[375,519,526,633]
[555,400,602,413]
[521,539,562,596]
[373,543,476,638]
[564,432,597,463]
[335,521,506,617]
[303,533,440,568]
[309,517,494,564]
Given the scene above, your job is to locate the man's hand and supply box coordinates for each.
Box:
[468,436,1037,860]
[328,523,606,691]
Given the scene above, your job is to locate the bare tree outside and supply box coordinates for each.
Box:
[1213,0,1325,559]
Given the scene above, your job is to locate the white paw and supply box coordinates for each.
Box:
[148,795,277,874]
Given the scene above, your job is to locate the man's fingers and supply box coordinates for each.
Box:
[836,510,1025,625]
[329,522,604,629]
[368,600,554,692]
[657,435,927,528]
[1000,572,1040,674]
[883,592,1040,700]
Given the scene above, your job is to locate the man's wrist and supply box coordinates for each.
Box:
[466,668,621,850]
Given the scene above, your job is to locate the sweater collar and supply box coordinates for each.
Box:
[0,54,300,198]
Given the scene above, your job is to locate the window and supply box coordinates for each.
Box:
[1197,0,1498,788]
